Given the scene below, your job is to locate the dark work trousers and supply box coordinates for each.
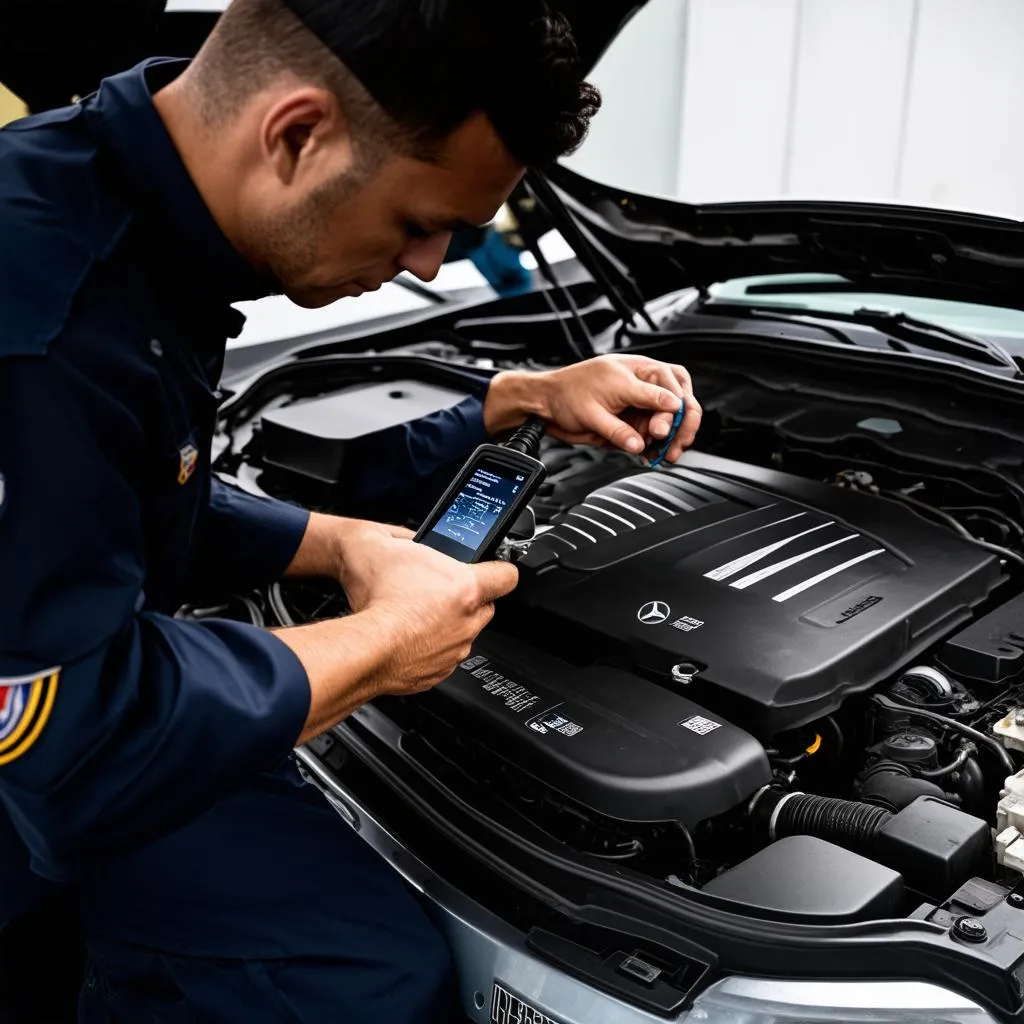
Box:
[74,764,456,1023]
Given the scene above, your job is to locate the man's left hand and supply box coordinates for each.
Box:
[483,354,702,464]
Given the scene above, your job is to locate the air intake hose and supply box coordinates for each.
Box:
[754,789,893,856]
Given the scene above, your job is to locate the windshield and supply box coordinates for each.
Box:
[705,274,1024,348]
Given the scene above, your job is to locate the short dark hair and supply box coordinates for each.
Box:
[191,0,601,167]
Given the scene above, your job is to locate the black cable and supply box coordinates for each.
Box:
[916,747,972,779]
[942,505,1024,542]
[267,583,296,628]
[882,489,1024,572]
[502,415,546,458]
[872,694,1016,776]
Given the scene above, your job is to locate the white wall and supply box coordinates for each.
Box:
[568,0,1024,219]
[562,0,689,198]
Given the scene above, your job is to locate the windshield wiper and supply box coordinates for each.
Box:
[847,307,1022,375]
[702,300,1022,376]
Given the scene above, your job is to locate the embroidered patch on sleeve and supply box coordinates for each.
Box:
[0,669,60,766]
[177,443,198,485]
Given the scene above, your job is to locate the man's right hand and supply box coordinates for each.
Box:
[337,523,518,695]
[275,522,518,744]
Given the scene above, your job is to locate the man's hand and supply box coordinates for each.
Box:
[335,525,516,690]
[276,518,518,743]
[483,354,702,465]
[284,513,412,581]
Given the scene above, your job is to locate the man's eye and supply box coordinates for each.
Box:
[404,220,431,240]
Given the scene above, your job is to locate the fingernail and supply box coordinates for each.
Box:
[653,422,669,438]
[626,437,642,453]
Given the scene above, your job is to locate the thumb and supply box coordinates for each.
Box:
[472,560,520,602]
[386,525,416,540]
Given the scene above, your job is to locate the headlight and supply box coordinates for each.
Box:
[687,977,996,1023]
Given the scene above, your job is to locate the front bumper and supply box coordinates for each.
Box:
[293,746,998,1024]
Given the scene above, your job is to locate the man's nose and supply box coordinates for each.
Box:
[398,232,453,282]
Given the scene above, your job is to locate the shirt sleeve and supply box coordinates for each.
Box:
[186,479,310,595]
[0,353,311,882]
[343,394,491,519]
[187,393,488,588]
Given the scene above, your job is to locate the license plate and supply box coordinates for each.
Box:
[490,982,565,1024]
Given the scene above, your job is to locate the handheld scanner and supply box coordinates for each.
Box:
[414,443,547,563]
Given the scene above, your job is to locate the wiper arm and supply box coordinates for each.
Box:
[848,307,1021,375]
[702,299,1021,375]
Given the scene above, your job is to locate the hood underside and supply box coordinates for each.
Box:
[545,163,1024,312]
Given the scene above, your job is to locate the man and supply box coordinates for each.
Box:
[0,0,702,1020]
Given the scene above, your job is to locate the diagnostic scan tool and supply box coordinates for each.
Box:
[414,442,547,563]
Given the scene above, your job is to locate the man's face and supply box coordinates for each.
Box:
[252,110,525,308]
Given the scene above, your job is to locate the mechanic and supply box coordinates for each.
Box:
[0,1,702,1020]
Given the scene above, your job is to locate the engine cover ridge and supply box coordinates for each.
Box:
[516,451,1002,735]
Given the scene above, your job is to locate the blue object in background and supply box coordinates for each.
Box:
[447,224,531,297]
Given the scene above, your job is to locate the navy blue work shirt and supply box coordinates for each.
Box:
[0,59,488,895]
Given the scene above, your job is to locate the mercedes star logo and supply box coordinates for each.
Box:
[637,600,670,625]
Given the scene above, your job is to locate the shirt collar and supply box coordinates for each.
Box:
[87,58,273,313]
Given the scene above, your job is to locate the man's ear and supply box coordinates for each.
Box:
[260,87,354,187]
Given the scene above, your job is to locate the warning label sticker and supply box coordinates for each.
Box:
[679,714,722,735]
[527,707,584,738]
[461,658,542,714]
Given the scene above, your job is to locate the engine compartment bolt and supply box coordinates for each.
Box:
[1010,893,1024,907]
[951,917,987,943]
[671,662,699,685]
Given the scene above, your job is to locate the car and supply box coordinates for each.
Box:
[214,164,1024,1023]
[15,2,1024,1022]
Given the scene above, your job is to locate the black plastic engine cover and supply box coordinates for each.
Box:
[515,451,1002,736]
[432,633,770,826]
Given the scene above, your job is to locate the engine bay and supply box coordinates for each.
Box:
[203,334,1024,931]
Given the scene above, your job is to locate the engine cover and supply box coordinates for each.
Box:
[514,451,1002,735]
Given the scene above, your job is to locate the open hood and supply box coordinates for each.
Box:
[544,163,1024,313]
[555,2,649,74]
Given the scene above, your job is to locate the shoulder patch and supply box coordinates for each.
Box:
[0,669,60,766]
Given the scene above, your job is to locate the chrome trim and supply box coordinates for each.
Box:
[543,532,578,550]
[773,549,886,602]
[623,478,695,511]
[704,518,834,581]
[582,501,637,529]
[569,511,617,536]
[606,486,675,516]
[590,494,655,522]
[730,534,858,590]
[697,976,992,1019]
[560,522,598,544]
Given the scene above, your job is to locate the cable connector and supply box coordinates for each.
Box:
[502,414,546,458]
